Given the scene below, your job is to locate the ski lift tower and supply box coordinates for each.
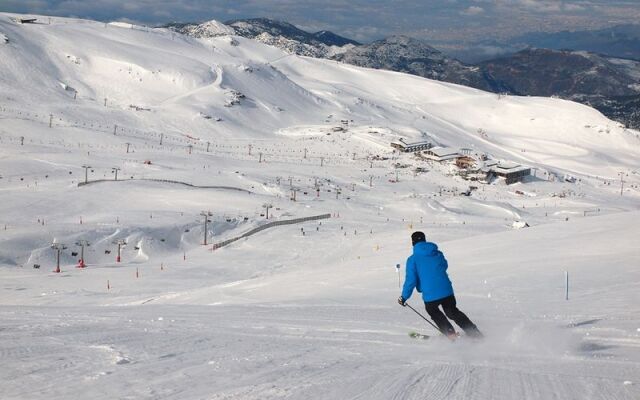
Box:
[262,203,273,219]
[75,240,90,268]
[82,165,92,184]
[113,239,127,263]
[200,211,213,245]
[51,242,67,273]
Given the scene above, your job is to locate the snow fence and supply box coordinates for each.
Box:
[78,178,251,193]
[211,213,331,250]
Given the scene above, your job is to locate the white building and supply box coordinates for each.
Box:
[422,147,460,162]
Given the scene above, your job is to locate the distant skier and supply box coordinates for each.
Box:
[398,231,482,339]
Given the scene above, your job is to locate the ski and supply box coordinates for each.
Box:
[408,331,430,340]
[408,331,471,342]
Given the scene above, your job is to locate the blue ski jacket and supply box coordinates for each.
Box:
[401,241,454,302]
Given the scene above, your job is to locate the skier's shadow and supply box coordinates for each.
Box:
[566,319,618,355]
[577,341,616,354]
[566,318,601,328]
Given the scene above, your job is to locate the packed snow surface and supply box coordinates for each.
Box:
[0,13,639,399]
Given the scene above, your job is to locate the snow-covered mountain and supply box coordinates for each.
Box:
[172,19,640,128]
[1,13,639,400]
[480,48,640,128]
[170,17,359,58]
[3,13,636,174]
[226,18,359,47]
[331,35,500,92]
[166,19,235,38]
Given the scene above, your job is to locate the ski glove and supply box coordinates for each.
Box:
[397,296,406,307]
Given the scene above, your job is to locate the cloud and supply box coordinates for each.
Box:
[494,0,562,13]
[341,26,383,42]
[461,6,485,15]
[0,0,638,44]
[563,3,586,11]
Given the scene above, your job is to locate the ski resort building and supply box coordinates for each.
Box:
[455,156,477,169]
[390,140,432,153]
[422,147,460,162]
[13,17,37,24]
[486,161,531,184]
[459,159,531,184]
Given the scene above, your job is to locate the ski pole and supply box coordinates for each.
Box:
[405,302,444,335]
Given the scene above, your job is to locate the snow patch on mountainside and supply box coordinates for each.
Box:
[176,19,235,38]
[255,31,327,57]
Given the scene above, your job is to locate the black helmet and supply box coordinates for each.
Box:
[411,231,426,246]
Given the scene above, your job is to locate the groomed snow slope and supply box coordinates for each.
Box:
[1,212,639,399]
[0,13,639,400]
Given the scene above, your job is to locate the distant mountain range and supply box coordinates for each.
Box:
[481,49,640,129]
[330,35,506,94]
[451,24,640,63]
[506,24,640,61]
[168,18,640,129]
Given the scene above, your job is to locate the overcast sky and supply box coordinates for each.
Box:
[2,1,639,43]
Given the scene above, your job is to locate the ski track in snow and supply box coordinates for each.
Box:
[1,305,638,399]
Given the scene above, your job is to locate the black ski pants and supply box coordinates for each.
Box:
[424,294,481,336]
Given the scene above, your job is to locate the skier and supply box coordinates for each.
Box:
[398,231,482,339]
